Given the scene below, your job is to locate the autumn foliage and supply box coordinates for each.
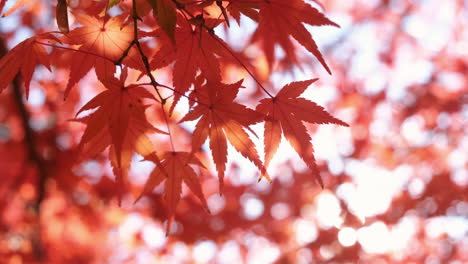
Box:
[1,0,467,263]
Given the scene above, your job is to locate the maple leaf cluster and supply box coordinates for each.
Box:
[0,0,347,234]
[1,0,467,263]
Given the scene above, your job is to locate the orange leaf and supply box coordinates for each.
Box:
[180,78,269,193]
[251,0,338,73]
[0,33,60,98]
[76,69,166,200]
[63,13,133,98]
[138,151,209,235]
[256,79,348,187]
[226,0,260,24]
[151,19,228,113]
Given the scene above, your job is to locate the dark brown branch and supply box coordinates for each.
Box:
[0,36,47,261]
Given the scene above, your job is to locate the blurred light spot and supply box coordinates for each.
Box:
[328,157,344,175]
[401,115,429,146]
[316,192,342,228]
[208,194,225,215]
[390,216,418,253]
[295,248,312,264]
[319,245,334,260]
[294,219,318,245]
[129,154,156,185]
[408,178,425,198]
[439,72,465,92]
[245,236,280,264]
[172,242,189,260]
[209,217,225,231]
[344,160,411,219]
[28,88,45,107]
[426,216,468,239]
[357,221,390,254]
[0,124,9,141]
[363,70,386,94]
[79,161,103,183]
[164,220,183,235]
[56,133,71,150]
[72,191,90,205]
[119,213,144,241]
[451,168,468,187]
[300,203,315,219]
[448,149,467,169]
[270,203,290,220]
[8,234,23,251]
[417,198,438,216]
[241,195,264,220]
[142,224,166,249]
[338,227,357,247]
[369,104,392,138]
[193,240,217,263]
[456,201,468,216]
[29,115,53,132]
[437,112,451,130]
[218,241,242,264]
[253,179,273,193]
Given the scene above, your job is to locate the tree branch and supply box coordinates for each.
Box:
[0,36,47,261]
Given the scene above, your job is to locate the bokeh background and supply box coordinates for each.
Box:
[0,0,467,263]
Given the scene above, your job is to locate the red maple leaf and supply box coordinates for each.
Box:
[250,0,338,73]
[138,151,209,235]
[256,79,348,186]
[226,0,260,24]
[0,32,59,98]
[63,13,133,98]
[179,77,269,193]
[76,68,166,198]
[151,18,228,113]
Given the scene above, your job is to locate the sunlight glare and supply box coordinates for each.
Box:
[315,192,342,228]
[193,241,217,263]
[338,227,357,247]
[294,219,318,245]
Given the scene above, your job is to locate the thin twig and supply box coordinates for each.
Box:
[172,0,274,98]
[131,0,175,150]
[36,41,115,63]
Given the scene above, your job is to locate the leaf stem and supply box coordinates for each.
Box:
[35,41,115,63]
[131,0,176,150]
[114,41,135,66]
[172,0,274,98]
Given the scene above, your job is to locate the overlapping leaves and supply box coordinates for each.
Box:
[0,0,347,232]
[75,68,166,198]
[180,77,269,192]
[138,151,209,234]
